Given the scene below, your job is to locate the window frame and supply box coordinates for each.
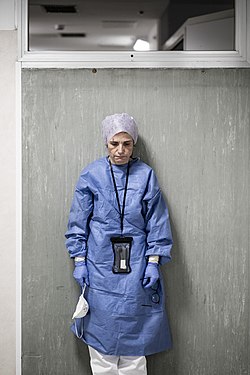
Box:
[18,0,250,68]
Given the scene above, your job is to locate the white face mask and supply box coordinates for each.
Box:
[72,285,89,319]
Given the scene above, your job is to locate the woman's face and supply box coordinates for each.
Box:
[107,132,134,165]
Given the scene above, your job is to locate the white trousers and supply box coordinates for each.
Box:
[88,346,147,375]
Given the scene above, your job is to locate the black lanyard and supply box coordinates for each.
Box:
[109,158,130,234]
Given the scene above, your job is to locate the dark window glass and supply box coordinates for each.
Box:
[28,0,235,51]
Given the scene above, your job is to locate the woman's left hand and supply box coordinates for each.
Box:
[142,262,159,289]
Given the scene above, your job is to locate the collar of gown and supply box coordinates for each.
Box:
[105,156,139,168]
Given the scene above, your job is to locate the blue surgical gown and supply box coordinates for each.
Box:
[65,156,173,356]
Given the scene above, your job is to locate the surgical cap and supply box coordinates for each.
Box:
[101,113,138,144]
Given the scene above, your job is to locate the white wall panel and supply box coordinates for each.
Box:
[0,0,16,30]
[0,30,17,375]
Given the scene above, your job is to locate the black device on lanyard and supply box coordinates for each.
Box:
[109,158,133,273]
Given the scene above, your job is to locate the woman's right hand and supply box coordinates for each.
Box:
[142,262,159,289]
[73,261,89,286]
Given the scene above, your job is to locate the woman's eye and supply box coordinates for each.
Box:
[109,141,132,147]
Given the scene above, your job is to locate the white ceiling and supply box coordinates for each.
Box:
[29,0,170,50]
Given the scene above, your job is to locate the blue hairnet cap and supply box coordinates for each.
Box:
[101,113,138,144]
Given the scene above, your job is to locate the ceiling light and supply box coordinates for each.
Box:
[102,20,137,29]
[54,24,65,31]
[42,5,77,14]
[60,33,86,38]
[133,39,150,51]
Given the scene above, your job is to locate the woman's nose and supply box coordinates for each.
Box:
[118,143,124,153]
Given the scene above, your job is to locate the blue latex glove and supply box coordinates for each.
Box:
[142,262,159,289]
[73,261,89,287]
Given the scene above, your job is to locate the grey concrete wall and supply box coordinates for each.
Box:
[22,69,249,375]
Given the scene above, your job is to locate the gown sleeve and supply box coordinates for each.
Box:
[143,169,173,265]
[65,174,94,258]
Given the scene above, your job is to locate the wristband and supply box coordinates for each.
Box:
[148,255,159,264]
[74,256,86,262]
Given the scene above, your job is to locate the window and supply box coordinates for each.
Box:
[18,0,250,68]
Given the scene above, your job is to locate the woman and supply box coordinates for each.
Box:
[65,113,173,375]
